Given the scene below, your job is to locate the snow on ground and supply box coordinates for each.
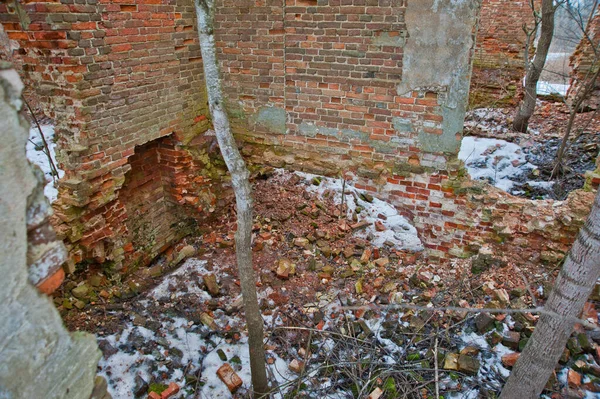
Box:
[25,124,64,202]
[98,258,297,399]
[459,136,538,193]
[293,171,424,252]
[149,258,214,301]
[537,81,570,96]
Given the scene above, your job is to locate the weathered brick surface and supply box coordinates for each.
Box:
[217,0,450,174]
[470,0,538,106]
[0,0,217,272]
[567,11,600,110]
[2,0,590,270]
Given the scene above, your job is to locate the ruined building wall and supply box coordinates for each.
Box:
[0,64,105,399]
[567,11,600,110]
[0,0,223,275]
[216,0,591,262]
[470,0,538,107]
[1,0,593,271]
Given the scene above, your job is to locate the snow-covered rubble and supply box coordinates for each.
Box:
[98,258,296,399]
[26,124,64,202]
[459,136,550,194]
[293,171,424,252]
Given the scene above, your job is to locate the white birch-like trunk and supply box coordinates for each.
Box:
[500,190,600,398]
[194,1,269,396]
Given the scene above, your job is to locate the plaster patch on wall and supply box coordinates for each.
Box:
[250,107,287,135]
[393,117,415,133]
[298,122,369,142]
[373,30,408,48]
[400,0,480,153]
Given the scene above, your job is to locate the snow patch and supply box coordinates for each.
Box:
[459,136,537,193]
[537,81,569,96]
[26,124,64,202]
[149,258,213,300]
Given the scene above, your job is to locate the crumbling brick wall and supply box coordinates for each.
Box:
[567,11,600,110]
[470,0,538,107]
[215,0,592,262]
[0,0,222,274]
[1,0,592,271]
[0,63,105,399]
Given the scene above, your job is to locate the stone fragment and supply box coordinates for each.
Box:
[475,312,495,333]
[568,369,582,388]
[89,275,102,287]
[560,348,571,364]
[203,274,220,296]
[458,354,480,375]
[502,331,521,350]
[577,333,592,353]
[350,221,369,231]
[276,258,295,279]
[132,314,147,327]
[360,192,374,203]
[367,387,383,399]
[494,288,510,305]
[355,280,363,295]
[72,284,90,299]
[90,376,110,399]
[501,352,520,367]
[293,237,309,249]
[374,221,386,232]
[460,346,479,356]
[289,359,304,373]
[374,257,389,267]
[443,353,459,370]
[360,249,371,264]
[217,363,243,393]
[200,313,218,330]
[161,382,179,399]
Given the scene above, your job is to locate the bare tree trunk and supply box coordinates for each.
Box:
[500,190,600,398]
[554,2,600,175]
[513,0,556,133]
[553,68,600,176]
[194,1,269,397]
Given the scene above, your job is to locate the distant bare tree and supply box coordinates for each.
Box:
[513,0,558,132]
[554,0,599,175]
[194,1,269,397]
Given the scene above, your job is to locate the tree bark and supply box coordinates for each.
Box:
[194,1,269,397]
[513,0,556,133]
[500,190,600,398]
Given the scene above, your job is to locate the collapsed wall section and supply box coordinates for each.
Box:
[0,64,104,399]
[0,0,223,277]
[218,0,592,262]
[1,0,593,273]
[470,0,538,107]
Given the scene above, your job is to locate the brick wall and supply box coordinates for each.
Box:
[567,11,600,110]
[470,0,537,107]
[217,0,450,173]
[2,0,589,271]
[0,0,221,273]
[215,0,589,262]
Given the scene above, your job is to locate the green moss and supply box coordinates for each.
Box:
[149,383,168,394]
